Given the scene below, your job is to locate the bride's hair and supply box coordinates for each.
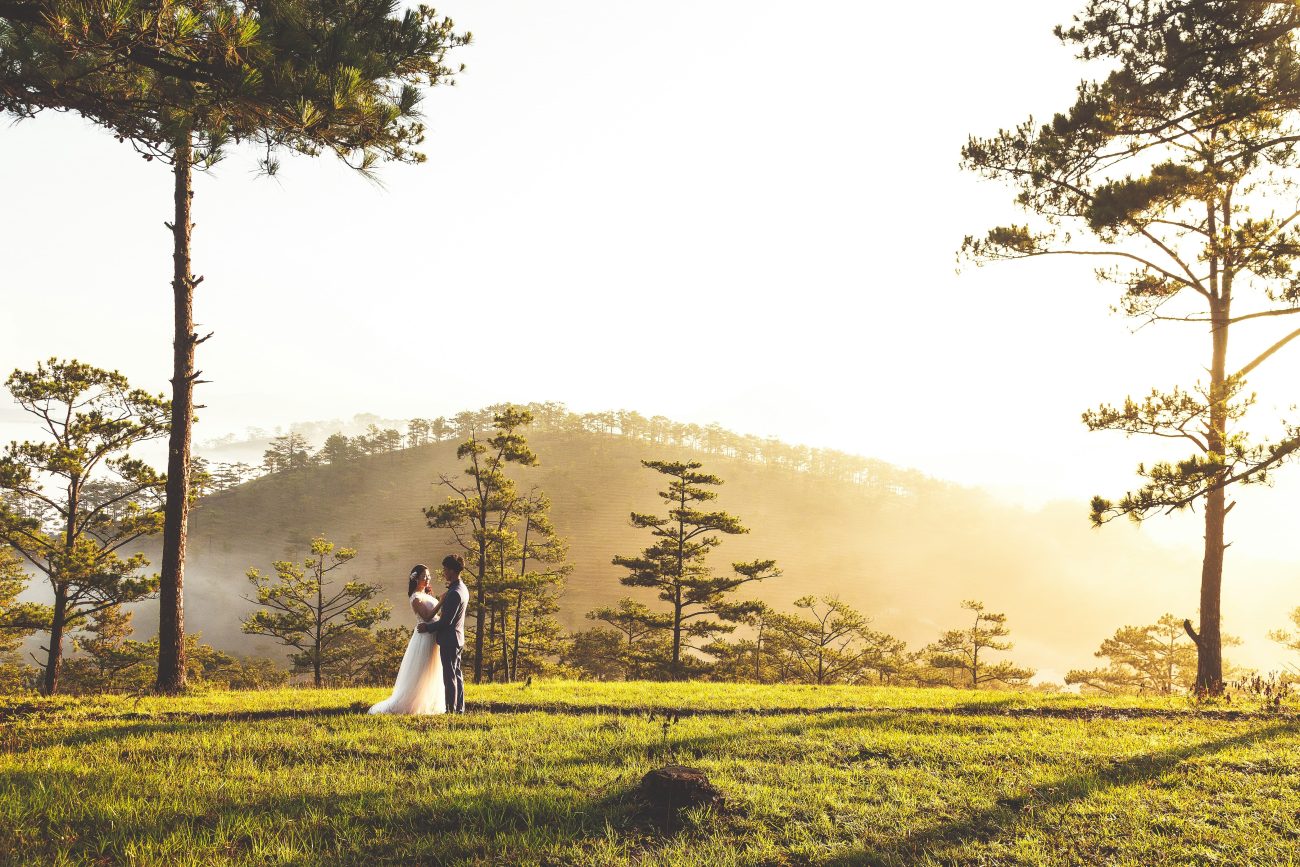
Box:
[441,554,465,575]
[408,564,430,596]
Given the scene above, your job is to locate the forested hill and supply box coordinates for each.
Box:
[160,408,1223,682]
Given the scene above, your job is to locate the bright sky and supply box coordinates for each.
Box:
[3,0,1300,562]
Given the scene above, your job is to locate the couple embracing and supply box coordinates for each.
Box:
[368,555,468,715]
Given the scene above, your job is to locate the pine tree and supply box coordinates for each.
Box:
[350,626,411,685]
[575,599,674,680]
[407,419,432,448]
[425,407,538,683]
[0,360,168,694]
[765,596,885,686]
[262,433,314,474]
[208,461,260,491]
[498,491,570,682]
[612,460,780,677]
[1067,614,1213,695]
[962,1,1300,693]
[61,606,152,692]
[562,629,628,681]
[241,536,389,687]
[317,434,359,467]
[926,600,1035,690]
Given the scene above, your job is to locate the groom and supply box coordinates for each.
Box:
[417,554,468,713]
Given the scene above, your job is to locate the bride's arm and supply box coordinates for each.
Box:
[410,594,438,621]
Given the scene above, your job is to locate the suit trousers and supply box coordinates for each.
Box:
[440,639,464,713]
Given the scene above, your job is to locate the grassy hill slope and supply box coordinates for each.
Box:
[157,430,1220,680]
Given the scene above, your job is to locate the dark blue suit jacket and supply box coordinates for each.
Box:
[425,579,468,648]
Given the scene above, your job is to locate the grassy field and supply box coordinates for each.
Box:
[4,681,1300,866]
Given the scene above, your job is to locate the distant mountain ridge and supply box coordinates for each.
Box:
[151,405,1239,683]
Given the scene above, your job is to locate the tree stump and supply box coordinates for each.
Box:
[636,765,724,827]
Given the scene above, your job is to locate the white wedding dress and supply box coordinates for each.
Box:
[368,591,446,715]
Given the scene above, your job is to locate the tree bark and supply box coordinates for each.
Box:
[672,489,685,675]
[510,590,523,682]
[1197,295,1230,695]
[510,524,529,683]
[156,134,196,694]
[314,562,323,687]
[499,609,506,680]
[41,584,67,695]
[474,495,487,684]
[672,588,682,675]
[44,474,80,695]
[485,602,495,682]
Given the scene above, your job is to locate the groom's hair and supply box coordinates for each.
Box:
[408,564,430,596]
[442,554,465,576]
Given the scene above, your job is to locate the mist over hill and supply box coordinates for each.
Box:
[120,407,1299,684]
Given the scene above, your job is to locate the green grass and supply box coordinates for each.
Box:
[4,682,1300,865]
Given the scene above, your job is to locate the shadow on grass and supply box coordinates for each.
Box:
[4,709,1298,865]
[6,692,1294,725]
[543,711,1300,863]
[547,708,925,772]
[131,702,373,723]
[0,712,883,862]
[2,704,373,753]
[822,721,1300,866]
[472,700,1293,722]
[0,762,644,866]
[547,705,1236,774]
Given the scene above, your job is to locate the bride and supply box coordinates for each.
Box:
[368,564,446,715]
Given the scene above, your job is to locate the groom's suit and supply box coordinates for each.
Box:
[423,578,468,713]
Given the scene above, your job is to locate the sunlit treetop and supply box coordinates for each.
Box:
[0,0,471,171]
[961,0,1300,321]
[1057,0,1300,131]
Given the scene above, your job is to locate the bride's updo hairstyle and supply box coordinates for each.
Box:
[442,554,465,576]
[408,564,430,596]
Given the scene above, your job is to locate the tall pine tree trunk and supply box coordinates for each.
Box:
[41,584,68,695]
[499,606,509,683]
[671,505,685,675]
[485,602,496,682]
[1195,293,1230,694]
[473,553,483,681]
[511,590,523,682]
[44,481,79,695]
[157,134,196,694]
[470,457,488,685]
[314,566,324,687]
[510,529,528,683]
[672,589,682,676]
